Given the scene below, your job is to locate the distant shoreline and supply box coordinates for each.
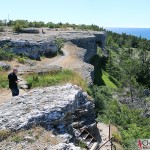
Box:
[105,27,150,40]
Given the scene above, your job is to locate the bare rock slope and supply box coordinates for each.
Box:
[0,84,96,149]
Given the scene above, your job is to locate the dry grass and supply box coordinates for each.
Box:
[0,126,60,149]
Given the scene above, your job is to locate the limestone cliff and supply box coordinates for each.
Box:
[0,30,106,61]
[0,30,106,85]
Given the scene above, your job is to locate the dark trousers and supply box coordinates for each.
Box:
[11,87,19,96]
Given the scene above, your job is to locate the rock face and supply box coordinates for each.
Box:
[0,30,106,61]
[22,28,40,34]
[17,64,62,75]
[0,84,96,149]
[0,61,11,70]
[0,30,106,84]
[0,84,95,130]
[56,31,106,62]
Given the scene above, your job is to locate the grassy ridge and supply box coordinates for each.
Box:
[25,69,89,92]
[0,69,89,92]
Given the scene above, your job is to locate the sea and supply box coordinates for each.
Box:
[105,27,150,40]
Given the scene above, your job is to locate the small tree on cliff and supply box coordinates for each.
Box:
[55,38,64,55]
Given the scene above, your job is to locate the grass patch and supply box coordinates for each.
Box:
[0,130,11,142]
[25,69,89,92]
[102,70,118,89]
[0,71,8,88]
[12,135,24,143]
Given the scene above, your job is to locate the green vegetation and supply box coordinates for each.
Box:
[0,71,8,88]
[92,86,150,148]
[0,46,15,61]
[79,141,87,149]
[12,135,24,143]
[102,71,118,89]
[0,19,149,149]
[91,28,150,149]
[0,19,104,31]
[17,57,25,64]
[55,38,65,55]
[0,45,28,63]
[25,69,89,92]
[0,130,11,141]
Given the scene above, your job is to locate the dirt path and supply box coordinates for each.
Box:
[0,88,26,105]
[37,43,81,68]
[97,123,111,150]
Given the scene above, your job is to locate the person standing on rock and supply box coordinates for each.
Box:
[8,68,20,96]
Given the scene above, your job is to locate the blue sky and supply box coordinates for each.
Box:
[0,0,150,28]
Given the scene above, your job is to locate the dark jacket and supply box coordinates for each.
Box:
[8,73,18,89]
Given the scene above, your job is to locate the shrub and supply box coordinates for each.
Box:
[17,57,25,64]
[112,132,122,144]
[55,38,65,55]
[12,23,23,33]
[0,47,15,61]
[79,141,87,149]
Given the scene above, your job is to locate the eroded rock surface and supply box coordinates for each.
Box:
[0,84,96,149]
[0,61,11,70]
[0,30,106,60]
[0,84,94,131]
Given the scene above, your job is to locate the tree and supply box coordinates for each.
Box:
[118,48,141,102]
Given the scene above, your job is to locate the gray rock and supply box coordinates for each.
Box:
[17,64,62,75]
[0,84,92,131]
[22,28,40,34]
[0,61,11,70]
[51,143,81,150]
[0,31,106,61]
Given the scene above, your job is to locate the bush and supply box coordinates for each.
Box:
[55,38,65,55]
[112,132,122,144]
[0,47,15,61]
[12,23,23,33]
[17,57,25,64]
[91,85,113,115]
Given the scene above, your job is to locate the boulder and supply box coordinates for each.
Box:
[0,84,94,131]
[0,61,11,70]
[22,28,40,34]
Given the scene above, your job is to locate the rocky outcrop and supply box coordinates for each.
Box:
[0,61,11,70]
[0,30,106,61]
[17,64,62,75]
[0,83,94,129]
[0,30,106,85]
[0,84,96,148]
[21,28,40,34]
[57,31,106,62]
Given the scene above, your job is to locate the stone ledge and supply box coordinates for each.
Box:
[0,84,92,131]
